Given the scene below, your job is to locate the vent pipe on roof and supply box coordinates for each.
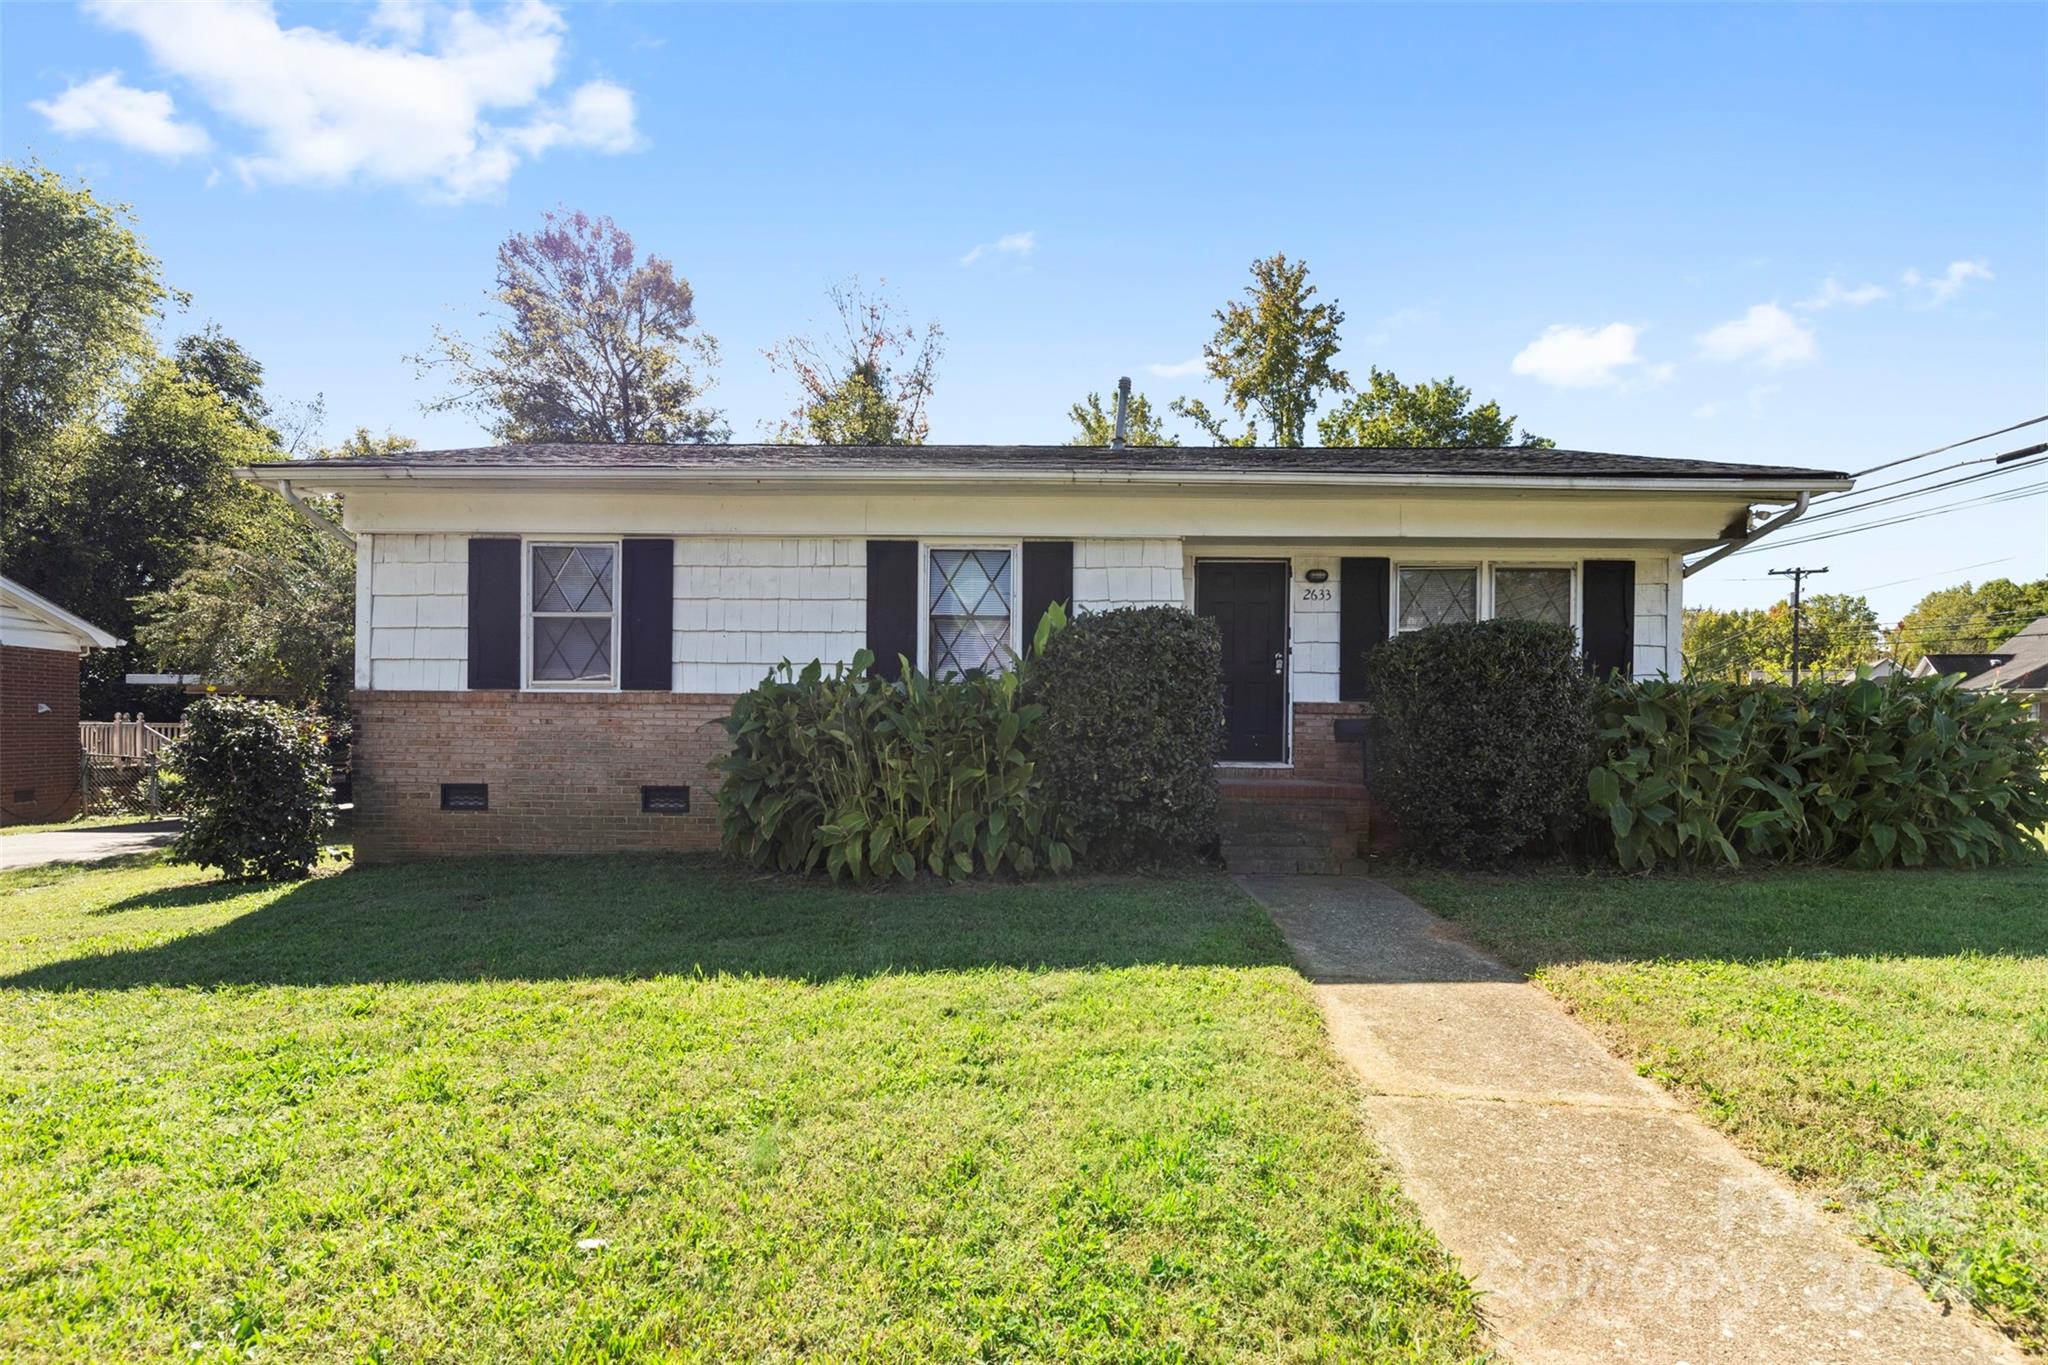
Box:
[1111,376,1132,449]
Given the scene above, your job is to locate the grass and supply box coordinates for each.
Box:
[1400,861,2048,1352]
[0,853,1484,1363]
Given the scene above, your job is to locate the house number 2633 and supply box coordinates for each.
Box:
[1300,586,1332,602]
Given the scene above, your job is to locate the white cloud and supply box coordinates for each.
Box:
[1692,401,1721,420]
[1696,303,1816,368]
[1799,276,1887,310]
[1509,323,1645,389]
[1644,361,1676,386]
[65,0,637,199]
[1147,355,1206,379]
[1902,258,1992,304]
[960,230,1036,266]
[29,71,209,158]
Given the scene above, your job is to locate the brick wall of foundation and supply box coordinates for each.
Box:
[350,690,737,862]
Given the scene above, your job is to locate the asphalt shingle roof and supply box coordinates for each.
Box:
[268,442,1846,481]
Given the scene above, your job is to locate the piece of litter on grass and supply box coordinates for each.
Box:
[576,1237,608,1251]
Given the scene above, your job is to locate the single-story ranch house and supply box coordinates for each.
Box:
[245,443,1850,862]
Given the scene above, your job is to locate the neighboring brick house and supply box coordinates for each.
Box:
[243,441,1850,863]
[1,576,122,826]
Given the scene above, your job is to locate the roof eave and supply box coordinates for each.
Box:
[239,463,1852,498]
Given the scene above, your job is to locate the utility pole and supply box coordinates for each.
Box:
[1768,566,1829,684]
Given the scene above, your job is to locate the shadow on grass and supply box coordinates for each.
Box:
[2,855,1286,991]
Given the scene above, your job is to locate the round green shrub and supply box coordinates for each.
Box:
[166,696,336,881]
[1032,606,1224,865]
[1367,620,1594,864]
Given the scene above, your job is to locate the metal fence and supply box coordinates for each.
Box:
[79,753,169,817]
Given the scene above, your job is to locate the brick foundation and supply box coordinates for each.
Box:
[350,691,1388,864]
[1,645,83,826]
[350,690,737,862]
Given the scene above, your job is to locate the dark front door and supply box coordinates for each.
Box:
[1196,560,1288,762]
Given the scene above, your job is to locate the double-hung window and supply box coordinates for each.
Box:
[528,541,617,686]
[927,546,1014,676]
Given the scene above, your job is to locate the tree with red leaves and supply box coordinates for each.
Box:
[764,279,942,445]
[416,209,725,444]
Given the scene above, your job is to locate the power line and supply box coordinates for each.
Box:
[1730,479,2047,554]
[1787,453,2048,528]
[1847,414,2048,478]
[1811,444,2046,505]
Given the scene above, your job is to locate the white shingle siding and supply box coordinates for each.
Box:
[1073,538,1184,611]
[1634,556,1678,679]
[674,537,865,693]
[366,534,466,689]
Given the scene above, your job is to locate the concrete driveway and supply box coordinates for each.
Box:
[0,820,181,871]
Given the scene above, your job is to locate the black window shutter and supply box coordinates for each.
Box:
[619,538,674,691]
[466,538,521,690]
[865,540,919,681]
[1339,557,1391,700]
[1020,541,1074,646]
[1582,560,1637,679]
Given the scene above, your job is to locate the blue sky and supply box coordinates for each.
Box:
[6,1,2044,620]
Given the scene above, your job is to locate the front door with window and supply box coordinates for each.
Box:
[1196,561,1288,762]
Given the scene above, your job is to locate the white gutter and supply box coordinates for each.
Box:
[268,478,355,546]
[1681,493,1810,579]
[237,464,1853,498]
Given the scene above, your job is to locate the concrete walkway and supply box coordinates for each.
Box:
[1240,875,2023,1365]
[0,820,180,871]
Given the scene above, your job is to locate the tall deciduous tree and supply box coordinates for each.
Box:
[1683,594,1879,681]
[1065,390,1178,447]
[1890,577,2048,665]
[765,280,942,444]
[416,209,725,444]
[0,160,180,486]
[1171,253,1348,447]
[134,428,416,709]
[1318,368,1554,448]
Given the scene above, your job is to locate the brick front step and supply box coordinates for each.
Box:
[1217,778,1374,875]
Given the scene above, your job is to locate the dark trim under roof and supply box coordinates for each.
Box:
[255,442,1847,482]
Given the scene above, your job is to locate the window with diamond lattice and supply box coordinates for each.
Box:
[1493,567,1574,627]
[1398,567,1478,632]
[530,543,616,684]
[928,548,1014,676]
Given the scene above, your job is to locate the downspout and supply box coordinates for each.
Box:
[1681,492,1808,579]
[270,478,355,547]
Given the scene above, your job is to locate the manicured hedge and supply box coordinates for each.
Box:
[1031,606,1225,865]
[1366,620,1595,864]
[716,653,1075,885]
[166,696,336,881]
[1588,672,2048,870]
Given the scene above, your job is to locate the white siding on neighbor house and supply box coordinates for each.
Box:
[0,599,87,653]
[1072,538,1184,611]
[366,534,467,690]
[673,537,866,693]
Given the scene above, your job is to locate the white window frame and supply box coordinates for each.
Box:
[917,538,1024,677]
[523,536,622,691]
[1389,558,1587,638]
[1392,562,1484,634]
[1490,562,1581,634]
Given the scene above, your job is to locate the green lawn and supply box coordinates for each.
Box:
[1401,862,2048,1353]
[0,853,1484,1363]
